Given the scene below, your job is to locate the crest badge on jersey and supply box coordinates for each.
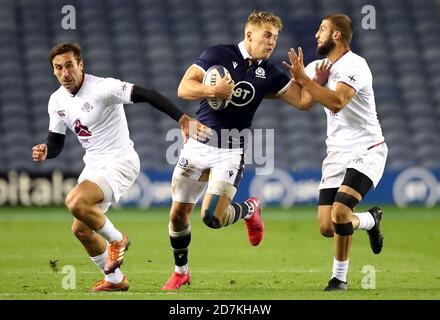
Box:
[331,72,340,82]
[81,102,93,112]
[255,67,266,79]
[178,157,189,169]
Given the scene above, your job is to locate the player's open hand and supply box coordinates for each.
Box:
[179,114,213,143]
[213,76,235,101]
[283,47,308,86]
[313,60,331,86]
[32,144,48,162]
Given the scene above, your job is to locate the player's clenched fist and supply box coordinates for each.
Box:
[32,144,48,162]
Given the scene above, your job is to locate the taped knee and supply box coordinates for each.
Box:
[333,222,354,236]
[334,192,360,210]
[207,180,237,200]
[203,209,221,229]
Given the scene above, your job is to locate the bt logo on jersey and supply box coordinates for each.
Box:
[230,81,255,107]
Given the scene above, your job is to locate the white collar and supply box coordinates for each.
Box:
[238,41,263,65]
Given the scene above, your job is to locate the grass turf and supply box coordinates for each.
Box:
[0,205,440,300]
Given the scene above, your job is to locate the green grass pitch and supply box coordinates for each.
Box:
[1,205,440,300]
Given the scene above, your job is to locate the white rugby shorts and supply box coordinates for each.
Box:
[172,138,245,204]
[319,142,388,190]
[78,149,140,212]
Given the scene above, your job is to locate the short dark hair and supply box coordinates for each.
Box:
[324,14,353,46]
[48,42,82,64]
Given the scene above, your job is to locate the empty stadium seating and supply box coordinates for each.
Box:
[0,0,438,174]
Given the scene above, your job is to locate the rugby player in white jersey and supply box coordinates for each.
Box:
[283,14,388,291]
[31,42,211,292]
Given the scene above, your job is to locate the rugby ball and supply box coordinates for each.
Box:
[202,65,232,110]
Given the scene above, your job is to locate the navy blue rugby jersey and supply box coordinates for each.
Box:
[195,43,291,143]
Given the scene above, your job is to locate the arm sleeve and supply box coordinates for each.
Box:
[100,78,134,106]
[195,45,221,72]
[46,131,65,159]
[131,86,184,122]
[48,96,67,135]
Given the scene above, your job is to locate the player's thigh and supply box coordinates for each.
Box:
[171,141,210,204]
[202,152,244,216]
[170,168,210,230]
[317,187,337,230]
[66,180,105,207]
[317,205,333,236]
[319,151,350,190]
[76,150,140,208]
[346,143,388,190]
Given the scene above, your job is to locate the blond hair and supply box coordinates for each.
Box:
[246,10,283,31]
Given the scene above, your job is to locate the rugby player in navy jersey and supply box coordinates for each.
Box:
[162,11,318,290]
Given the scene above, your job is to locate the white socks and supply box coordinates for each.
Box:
[354,212,375,230]
[332,258,349,283]
[175,264,189,274]
[90,250,124,284]
[96,217,123,242]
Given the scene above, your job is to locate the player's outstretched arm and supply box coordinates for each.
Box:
[281,50,332,110]
[284,48,354,113]
[131,85,185,122]
[177,65,233,101]
[279,81,315,110]
[130,85,212,142]
[32,132,65,162]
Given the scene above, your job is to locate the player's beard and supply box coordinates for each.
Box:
[316,36,335,56]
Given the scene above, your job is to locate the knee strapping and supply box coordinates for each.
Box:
[333,222,354,236]
[334,192,360,210]
[207,180,237,200]
[203,194,222,229]
[168,223,191,238]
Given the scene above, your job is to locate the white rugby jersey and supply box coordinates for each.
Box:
[305,50,384,152]
[48,74,134,162]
